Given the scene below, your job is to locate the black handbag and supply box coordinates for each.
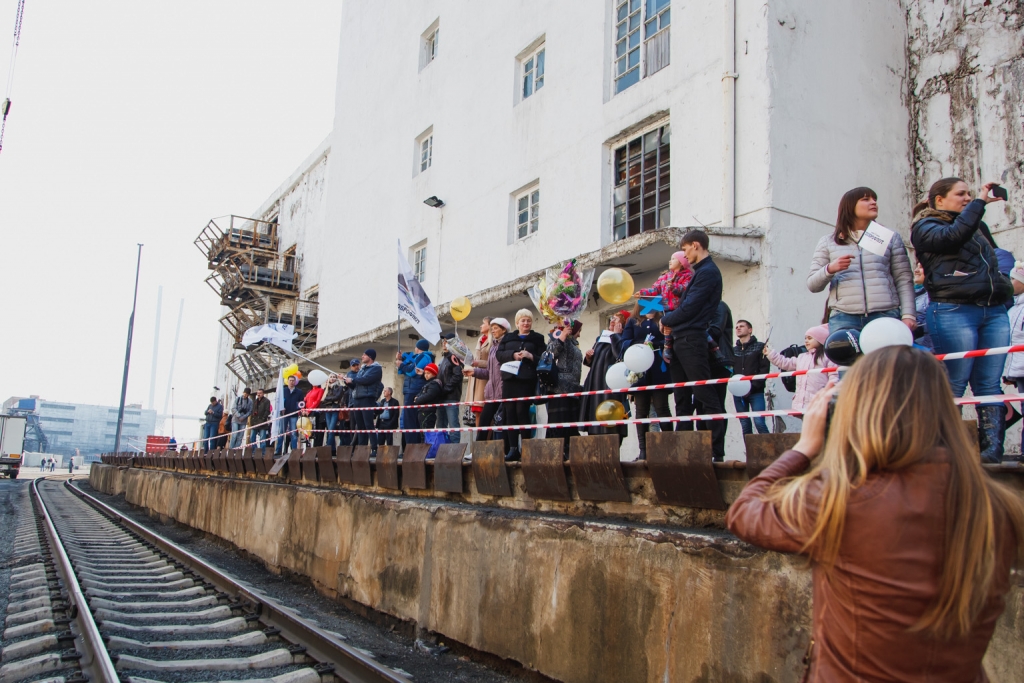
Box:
[536,350,557,387]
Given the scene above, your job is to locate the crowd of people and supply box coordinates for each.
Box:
[197,177,1022,467]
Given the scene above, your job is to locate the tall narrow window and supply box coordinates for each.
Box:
[644,0,670,76]
[522,46,545,99]
[613,0,642,93]
[426,28,439,62]
[420,135,432,172]
[413,244,427,282]
[420,21,440,70]
[613,0,670,93]
[515,187,540,240]
[612,123,670,241]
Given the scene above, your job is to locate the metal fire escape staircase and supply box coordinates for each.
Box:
[195,215,318,388]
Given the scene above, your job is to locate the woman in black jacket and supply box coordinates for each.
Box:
[495,309,546,461]
[579,312,629,444]
[414,364,444,429]
[910,177,1011,463]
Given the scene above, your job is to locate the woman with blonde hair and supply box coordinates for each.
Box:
[728,346,1023,682]
[495,309,546,461]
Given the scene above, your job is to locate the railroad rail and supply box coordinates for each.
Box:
[0,477,409,683]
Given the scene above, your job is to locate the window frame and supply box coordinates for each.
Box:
[611,121,670,241]
[420,135,433,172]
[514,186,541,241]
[522,45,545,100]
[412,244,427,283]
[613,0,671,94]
[419,19,440,71]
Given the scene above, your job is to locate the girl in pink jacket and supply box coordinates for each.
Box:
[764,325,836,411]
[634,251,692,311]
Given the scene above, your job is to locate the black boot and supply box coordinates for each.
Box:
[978,405,1005,464]
[505,447,521,462]
[636,424,648,461]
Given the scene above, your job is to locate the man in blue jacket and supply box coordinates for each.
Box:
[661,230,727,460]
[345,349,385,454]
[396,339,435,445]
[275,374,306,456]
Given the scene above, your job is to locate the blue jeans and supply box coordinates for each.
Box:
[202,423,218,452]
[828,308,899,334]
[402,395,421,444]
[249,427,269,450]
[927,302,1010,403]
[435,404,461,444]
[733,391,768,435]
[323,412,338,449]
[229,421,247,449]
[275,415,299,454]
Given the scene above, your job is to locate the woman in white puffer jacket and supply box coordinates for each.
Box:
[808,187,916,334]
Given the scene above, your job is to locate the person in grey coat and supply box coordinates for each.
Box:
[807,187,916,334]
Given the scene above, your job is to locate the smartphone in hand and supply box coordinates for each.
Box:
[992,185,1008,201]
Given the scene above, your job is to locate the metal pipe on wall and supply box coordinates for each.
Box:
[722,0,737,228]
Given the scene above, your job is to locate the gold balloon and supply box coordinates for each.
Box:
[597,268,635,305]
[595,400,626,422]
[450,296,472,321]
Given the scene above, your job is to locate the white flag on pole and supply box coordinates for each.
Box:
[241,323,297,351]
[269,371,284,444]
[397,240,442,344]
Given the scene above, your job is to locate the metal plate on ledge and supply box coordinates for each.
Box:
[433,443,467,493]
[267,453,288,477]
[522,439,572,501]
[351,446,373,486]
[471,440,512,497]
[241,448,256,475]
[314,447,336,482]
[568,435,630,502]
[213,450,228,473]
[286,449,303,481]
[744,433,800,479]
[335,446,354,483]
[402,444,432,490]
[647,431,725,509]
[300,448,318,482]
[377,445,400,490]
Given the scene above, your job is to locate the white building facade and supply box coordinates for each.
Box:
[209,0,1024,455]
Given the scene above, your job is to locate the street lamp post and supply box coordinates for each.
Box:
[114,244,143,455]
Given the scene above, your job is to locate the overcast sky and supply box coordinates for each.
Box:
[0,1,342,430]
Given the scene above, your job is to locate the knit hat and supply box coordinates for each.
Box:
[491,317,511,330]
[672,251,690,269]
[415,339,430,351]
[423,363,439,376]
[806,324,830,346]
[515,308,533,323]
[364,348,377,360]
[1012,261,1024,285]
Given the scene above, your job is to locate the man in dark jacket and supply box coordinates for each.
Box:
[203,397,223,453]
[435,334,464,444]
[397,340,435,446]
[732,320,770,435]
[375,387,400,447]
[345,349,384,454]
[662,230,727,459]
[249,389,272,450]
[230,388,253,449]
[275,374,306,456]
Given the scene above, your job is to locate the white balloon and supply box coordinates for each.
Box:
[623,344,655,373]
[605,362,633,390]
[307,369,329,386]
[859,317,913,355]
[727,374,752,397]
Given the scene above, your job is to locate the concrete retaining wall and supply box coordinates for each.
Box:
[89,465,1023,683]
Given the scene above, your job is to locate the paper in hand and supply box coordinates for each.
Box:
[858,221,895,256]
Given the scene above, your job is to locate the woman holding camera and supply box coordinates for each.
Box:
[911,178,1011,463]
[728,346,1023,682]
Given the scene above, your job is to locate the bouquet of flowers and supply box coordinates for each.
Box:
[528,259,596,325]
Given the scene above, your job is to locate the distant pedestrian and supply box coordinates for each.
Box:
[913,261,933,350]
[249,389,271,450]
[375,388,400,447]
[230,388,253,449]
[414,364,444,428]
[732,320,771,435]
[435,335,464,444]
[495,309,546,461]
[397,340,435,446]
[579,312,629,445]
[764,325,835,412]
[203,397,223,453]
[808,187,916,334]
[344,350,384,455]
[319,375,344,453]
[621,305,670,460]
[464,318,510,443]
[544,320,584,459]
[468,318,494,430]
[275,374,306,456]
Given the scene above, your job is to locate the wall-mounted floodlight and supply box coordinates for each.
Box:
[423,196,445,208]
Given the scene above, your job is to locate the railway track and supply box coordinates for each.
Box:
[0,477,410,683]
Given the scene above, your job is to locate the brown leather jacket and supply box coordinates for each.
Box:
[727,449,1017,682]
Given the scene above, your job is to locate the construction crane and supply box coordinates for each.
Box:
[1,0,26,155]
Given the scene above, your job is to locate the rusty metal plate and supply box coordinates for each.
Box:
[300,449,318,482]
[433,443,468,493]
[351,446,373,486]
[286,449,303,481]
[376,446,400,490]
[214,450,228,473]
[522,439,572,501]
[251,449,266,474]
[267,453,288,477]
[471,440,512,497]
[568,435,630,502]
[202,452,213,471]
[744,433,800,479]
[241,448,256,475]
[260,450,275,475]
[314,447,336,482]
[335,446,354,483]
[401,444,431,490]
[646,431,725,509]
[228,450,242,474]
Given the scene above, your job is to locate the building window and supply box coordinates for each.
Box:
[614,0,670,94]
[421,22,439,69]
[420,135,432,172]
[613,123,670,240]
[516,187,540,240]
[427,28,439,62]
[413,244,427,282]
[522,47,545,99]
